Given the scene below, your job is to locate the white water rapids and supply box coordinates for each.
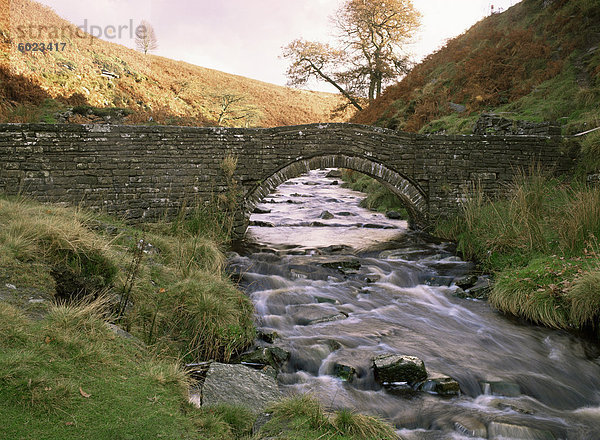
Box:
[228,169,600,439]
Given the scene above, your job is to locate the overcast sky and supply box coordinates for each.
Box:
[35,0,521,92]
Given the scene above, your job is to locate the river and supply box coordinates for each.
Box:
[228,169,600,439]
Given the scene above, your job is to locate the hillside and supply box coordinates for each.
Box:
[353,0,600,135]
[0,0,352,127]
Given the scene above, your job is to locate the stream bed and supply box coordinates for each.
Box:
[228,169,600,439]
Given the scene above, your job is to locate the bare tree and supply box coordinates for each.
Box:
[282,0,420,107]
[136,20,158,55]
[213,93,261,127]
[282,39,364,111]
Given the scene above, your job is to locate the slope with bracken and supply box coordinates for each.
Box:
[0,0,352,126]
[353,0,600,135]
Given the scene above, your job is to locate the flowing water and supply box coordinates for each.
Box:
[228,169,600,439]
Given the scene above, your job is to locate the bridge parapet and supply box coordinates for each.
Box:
[0,123,574,234]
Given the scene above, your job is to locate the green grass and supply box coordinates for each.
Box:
[578,130,600,175]
[256,394,397,440]
[416,61,600,136]
[419,113,479,134]
[434,168,600,334]
[0,193,254,363]
[0,300,198,440]
[341,170,408,218]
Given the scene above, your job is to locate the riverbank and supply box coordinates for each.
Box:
[0,193,397,439]
[433,169,600,338]
[238,168,600,437]
[340,162,600,339]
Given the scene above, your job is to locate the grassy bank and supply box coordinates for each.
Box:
[0,194,255,362]
[341,170,408,218]
[0,194,398,439]
[434,168,600,335]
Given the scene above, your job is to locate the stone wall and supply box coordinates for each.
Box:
[473,113,562,136]
[0,123,574,233]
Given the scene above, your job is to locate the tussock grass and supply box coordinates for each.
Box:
[0,196,117,302]
[558,185,600,253]
[193,405,255,439]
[570,270,600,328]
[578,130,600,175]
[332,409,397,439]
[435,168,600,335]
[257,394,397,440]
[135,271,255,362]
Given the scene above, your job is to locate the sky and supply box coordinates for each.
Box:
[35,0,521,92]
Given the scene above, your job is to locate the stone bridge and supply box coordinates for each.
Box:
[0,123,573,235]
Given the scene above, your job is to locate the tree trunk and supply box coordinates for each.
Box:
[368,77,376,102]
[306,59,363,111]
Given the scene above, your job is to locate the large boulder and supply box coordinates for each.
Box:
[193,362,280,414]
[372,354,427,385]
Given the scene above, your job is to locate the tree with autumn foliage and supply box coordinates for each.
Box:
[282,0,420,110]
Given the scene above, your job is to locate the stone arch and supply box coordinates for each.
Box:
[238,154,428,235]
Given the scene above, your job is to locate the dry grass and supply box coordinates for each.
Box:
[1,0,354,126]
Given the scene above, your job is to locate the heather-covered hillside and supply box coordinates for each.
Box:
[353,0,600,135]
[0,0,352,126]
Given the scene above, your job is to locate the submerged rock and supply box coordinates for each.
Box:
[253,206,272,214]
[362,223,387,229]
[194,362,280,414]
[465,276,492,299]
[417,371,460,396]
[257,330,279,344]
[249,220,275,227]
[326,169,343,178]
[385,211,404,220]
[239,346,290,371]
[290,304,348,325]
[319,210,335,220]
[373,354,427,385]
[453,416,487,438]
[333,362,357,382]
[454,274,478,289]
[480,380,521,397]
[321,259,361,275]
[488,422,554,439]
